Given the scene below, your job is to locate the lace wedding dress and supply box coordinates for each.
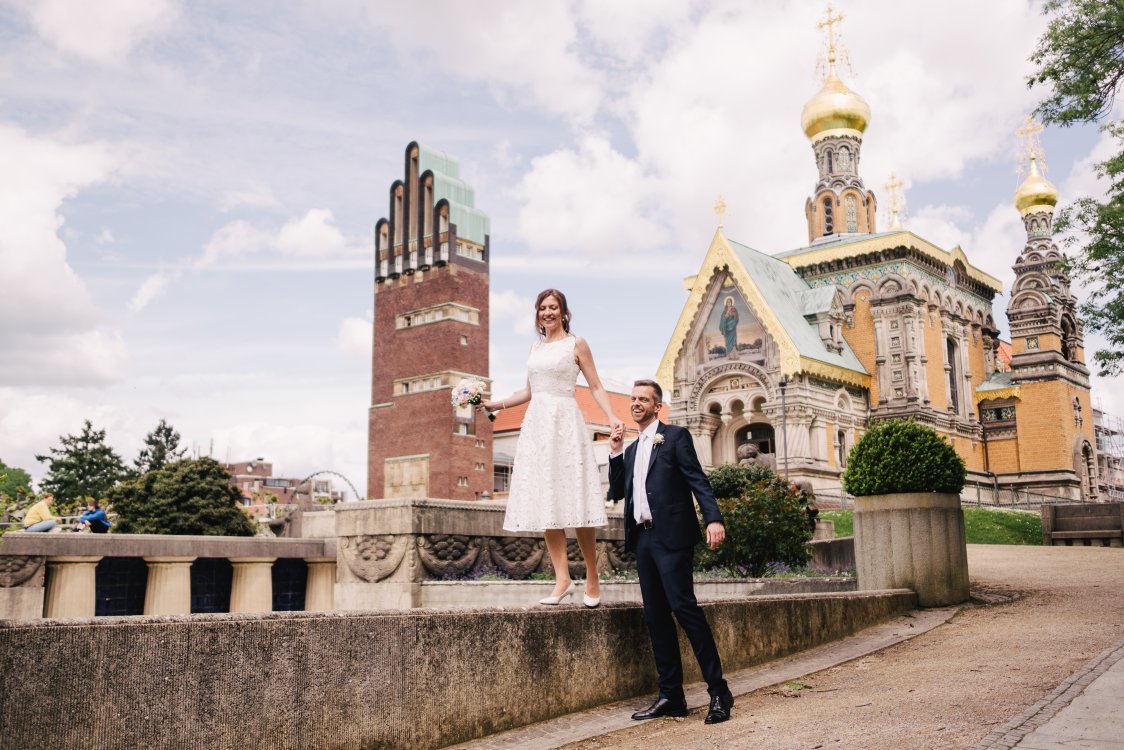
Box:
[503,336,608,531]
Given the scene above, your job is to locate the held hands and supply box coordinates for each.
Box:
[609,422,625,453]
[706,522,725,550]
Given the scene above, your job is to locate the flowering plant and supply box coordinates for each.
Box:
[451,378,495,421]
[652,434,665,446]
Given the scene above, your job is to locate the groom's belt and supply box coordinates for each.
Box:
[637,519,654,530]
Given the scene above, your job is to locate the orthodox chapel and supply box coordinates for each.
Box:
[657,12,1099,500]
[366,14,1099,503]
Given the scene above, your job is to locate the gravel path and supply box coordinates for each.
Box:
[562,544,1124,750]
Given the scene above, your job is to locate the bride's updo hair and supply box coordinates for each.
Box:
[534,288,572,337]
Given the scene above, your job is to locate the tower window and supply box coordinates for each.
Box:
[1074,398,1083,427]
[823,198,834,235]
[946,337,960,415]
[826,150,834,173]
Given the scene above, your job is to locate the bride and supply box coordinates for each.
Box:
[481,289,623,607]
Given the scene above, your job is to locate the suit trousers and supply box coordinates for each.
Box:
[636,528,728,701]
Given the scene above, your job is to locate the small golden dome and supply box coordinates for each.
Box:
[801,62,870,141]
[1014,155,1058,215]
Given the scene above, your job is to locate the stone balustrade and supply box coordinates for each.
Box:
[0,533,335,620]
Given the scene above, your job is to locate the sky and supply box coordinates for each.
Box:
[1,0,1120,498]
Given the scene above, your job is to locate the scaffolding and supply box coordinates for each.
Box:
[1094,403,1124,501]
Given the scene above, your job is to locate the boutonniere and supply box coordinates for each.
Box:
[652,434,665,446]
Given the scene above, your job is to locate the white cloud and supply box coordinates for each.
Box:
[516,135,667,261]
[336,313,373,360]
[220,185,281,212]
[324,0,603,121]
[130,271,173,313]
[0,122,128,385]
[198,208,367,268]
[17,0,179,64]
[507,0,1052,262]
[0,389,138,485]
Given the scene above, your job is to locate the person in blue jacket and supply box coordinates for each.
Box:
[77,499,111,533]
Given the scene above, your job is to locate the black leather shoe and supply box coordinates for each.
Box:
[704,690,734,724]
[631,696,689,720]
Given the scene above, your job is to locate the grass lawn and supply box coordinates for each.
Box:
[821,506,1043,545]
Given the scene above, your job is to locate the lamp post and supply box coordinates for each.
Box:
[779,375,789,480]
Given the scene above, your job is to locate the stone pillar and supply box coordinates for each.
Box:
[44,556,102,619]
[304,557,336,612]
[143,556,196,615]
[229,557,276,613]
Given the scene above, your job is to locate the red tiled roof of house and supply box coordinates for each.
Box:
[998,340,1012,370]
[492,386,666,434]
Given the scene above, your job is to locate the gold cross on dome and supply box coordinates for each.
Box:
[818,3,845,62]
[884,172,905,230]
[714,195,727,227]
[1016,115,1047,176]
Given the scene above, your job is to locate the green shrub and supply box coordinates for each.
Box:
[842,419,966,496]
[697,466,811,577]
[706,463,777,500]
[109,457,256,536]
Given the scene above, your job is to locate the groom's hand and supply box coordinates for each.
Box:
[609,423,624,453]
[706,522,725,549]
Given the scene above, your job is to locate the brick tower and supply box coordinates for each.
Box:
[1000,121,1098,498]
[367,142,492,501]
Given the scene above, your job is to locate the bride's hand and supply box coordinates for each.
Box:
[478,399,496,412]
[610,417,624,433]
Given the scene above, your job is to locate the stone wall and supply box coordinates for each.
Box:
[0,589,916,750]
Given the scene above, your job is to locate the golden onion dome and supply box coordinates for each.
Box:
[1014,155,1059,215]
[801,61,870,141]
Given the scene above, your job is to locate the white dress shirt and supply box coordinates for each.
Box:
[630,421,660,524]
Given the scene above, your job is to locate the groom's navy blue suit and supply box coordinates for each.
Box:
[609,421,729,702]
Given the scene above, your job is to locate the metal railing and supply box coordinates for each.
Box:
[813,484,1082,511]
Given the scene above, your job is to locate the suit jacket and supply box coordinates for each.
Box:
[609,422,723,552]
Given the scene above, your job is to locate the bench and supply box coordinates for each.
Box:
[1041,503,1124,547]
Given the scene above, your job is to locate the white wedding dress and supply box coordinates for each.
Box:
[503,336,608,531]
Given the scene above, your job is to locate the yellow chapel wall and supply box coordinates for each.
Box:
[842,288,879,404]
[1014,380,1096,472]
[985,434,1021,474]
[923,311,948,412]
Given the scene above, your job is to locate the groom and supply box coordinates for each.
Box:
[609,379,734,724]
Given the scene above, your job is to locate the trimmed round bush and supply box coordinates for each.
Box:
[842,419,966,496]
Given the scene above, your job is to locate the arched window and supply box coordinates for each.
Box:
[837,429,848,468]
[1081,442,1097,499]
[826,150,834,173]
[823,197,834,235]
[946,337,960,415]
[845,194,858,232]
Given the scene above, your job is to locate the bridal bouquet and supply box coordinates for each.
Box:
[451,378,495,421]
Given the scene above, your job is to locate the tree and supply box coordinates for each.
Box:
[108,457,256,536]
[35,420,127,505]
[0,458,33,500]
[1028,0,1124,375]
[134,419,187,475]
[695,464,812,578]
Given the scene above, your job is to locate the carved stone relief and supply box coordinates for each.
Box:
[0,555,45,588]
[340,534,410,582]
[487,537,546,578]
[417,534,482,577]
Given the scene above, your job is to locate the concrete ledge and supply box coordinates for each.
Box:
[0,589,916,750]
[0,531,334,558]
[418,576,857,607]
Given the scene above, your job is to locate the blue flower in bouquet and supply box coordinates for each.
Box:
[451,378,495,421]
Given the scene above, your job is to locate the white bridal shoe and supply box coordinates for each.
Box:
[539,581,575,605]
[583,593,601,609]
